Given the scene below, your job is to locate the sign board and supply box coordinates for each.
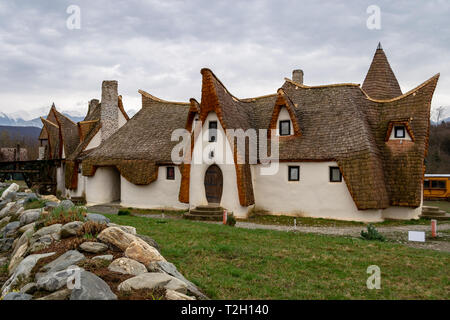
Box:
[408,231,425,242]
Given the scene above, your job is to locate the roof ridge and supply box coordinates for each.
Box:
[53,108,77,125]
[284,78,361,88]
[40,117,59,128]
[361,73,440,103]
[138,89,190,106]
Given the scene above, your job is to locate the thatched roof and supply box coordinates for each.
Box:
[40,117,60,159]
[82,92,191,185]
[82,45,439,210]
[362,43,402,100]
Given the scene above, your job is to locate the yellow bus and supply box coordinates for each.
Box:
[423,174,450,200]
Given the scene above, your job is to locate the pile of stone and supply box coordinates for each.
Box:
[0,183,207,300]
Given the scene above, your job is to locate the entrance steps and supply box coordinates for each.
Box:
[183,204,224,221]
[420,206,450,220]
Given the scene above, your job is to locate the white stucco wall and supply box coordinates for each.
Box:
[120,166,188,210]
[253,161,385,222]
[85,130,102,151]
[66,173,86,199]
[85,166,121,205]
[252,161,421,222]
[189,112,251,217]
[56,165,65,194]
[275,107,293,136]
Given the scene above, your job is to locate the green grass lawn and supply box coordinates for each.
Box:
[424,201,450,213]
[106,214,450,300]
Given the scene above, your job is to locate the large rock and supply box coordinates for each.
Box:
[20,282,37,294]
[1,183,19,201]
[0,202,15,219]
[92,254,113,262]
[2,292,32,300]
[86,213,110,224]
[136,234,160,251]
[19,209,41,226]
[118,272,187,294]
[166,289,196,300]
[60,221,83,238]
[57,200,75,210]
[97,227,137,251]
[8,242,28,275]
[12,228,33,257]
[18,222,35,234]
[29,235,53,253]
[79,242,108,254]
[0,200,11,211]
[148,261,208,300]
[37,250,85,277]
[1,252,55,295]
[0,216,11,230]
[3,221,20,237]
[37,266,83,292]
[37,288,72,300]
[24,193,38,202]
[31,224,62,242]
[41,195,60,203]
[125,240,165,266]
[107,223,136,235]
[108,257,147,276]
[0,238,14,253]
[45,201,59,211]
[70,270,117,300]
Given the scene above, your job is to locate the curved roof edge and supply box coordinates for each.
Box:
[138,89,190,105]
[360,73,440,103]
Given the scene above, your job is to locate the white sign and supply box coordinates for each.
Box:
[408,231,425,242]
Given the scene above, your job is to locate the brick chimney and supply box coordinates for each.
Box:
[292,69,304,84]
[100,80,118,142]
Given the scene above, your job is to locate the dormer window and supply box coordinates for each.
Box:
[209,121,217,142]
[279,120,291,136]
[394,126,405,138]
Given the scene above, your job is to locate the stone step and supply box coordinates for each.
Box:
[422,206,441,212]
[189,209,224,216]
[419,213,450,221]
[183,213,223,221]
[421,209,447,216]
[194,205,223,212]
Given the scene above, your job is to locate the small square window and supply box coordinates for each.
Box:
[437,180,446,189]
[424,180,430,188]
[394,126,405,138]
[166,166,175,180]
[288,166,300,181]
[279,120,291,136]
[209,121,217,142]
[329,167,342,182]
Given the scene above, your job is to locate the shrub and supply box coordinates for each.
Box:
[226,213,237,227]
[361,224,385,241]
[43,206,86,226]
[118,209,131,216]
[77,220,107,238]
[24,199,46,210]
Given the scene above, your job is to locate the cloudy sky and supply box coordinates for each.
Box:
[0,0,449,117]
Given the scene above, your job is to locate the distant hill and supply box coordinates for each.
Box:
[0,112,84,128]
[0,125,41,142]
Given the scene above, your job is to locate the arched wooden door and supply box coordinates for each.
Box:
[204,164,223,204]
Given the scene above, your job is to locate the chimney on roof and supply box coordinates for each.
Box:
[100,80,119,142]
[292,69,304,84]
[88,99,99,117]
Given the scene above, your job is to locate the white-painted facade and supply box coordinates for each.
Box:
[78,110,421,222]
[120,166,188,210]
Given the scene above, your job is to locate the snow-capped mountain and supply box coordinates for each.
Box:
[0,108,137,128]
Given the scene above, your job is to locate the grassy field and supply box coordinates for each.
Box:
[424,201,450,213]
[106,214,450,300]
